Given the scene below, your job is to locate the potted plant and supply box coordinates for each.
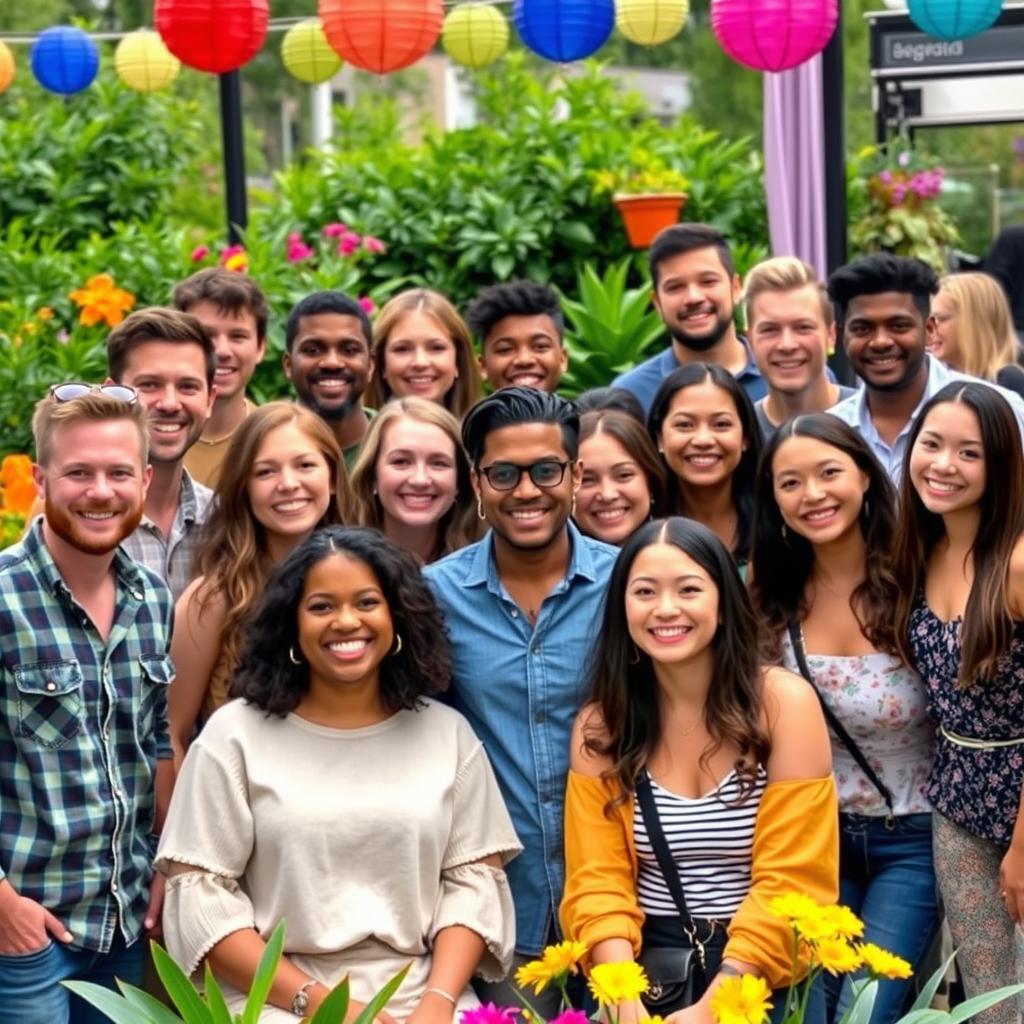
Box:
[594,153,690,249]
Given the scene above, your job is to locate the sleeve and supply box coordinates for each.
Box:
[560,769,644,962]
[723,776,839,989]
[154,737,256,976]
[430,741,522,981]
[155,599,174,762]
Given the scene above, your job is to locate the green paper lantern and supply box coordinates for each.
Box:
[443,4,510,69]
[282,19,342,84]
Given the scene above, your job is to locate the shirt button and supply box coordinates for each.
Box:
[531,644,540,655]
[114,788,123,798]
[46,682,57,692]
[111,882,119,893]
[510,609,518,618]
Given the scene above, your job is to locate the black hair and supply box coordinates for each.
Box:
[583,517,769,809]
[827,254,939,324]
[750,414,900,659]
[649,223,734,288]
[574,386,646,423]
[285,292,373,352]
[461,386,580,466]
[230,526,451,715]
[465,280,565,345]
[647,363,763,562]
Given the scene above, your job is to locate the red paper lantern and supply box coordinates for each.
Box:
[319,0,444,74]
[155,0,269,74]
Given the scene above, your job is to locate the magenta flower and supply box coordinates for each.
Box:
[459,1005,519,1024]
[550,1011,589,1024]
[322,222,348,238]
[337,230,362,256]
[190,244,210,262]
[879,169,892,185]
[358,295,376,315]
[363,235,387,254]
[890,183,908,205]
[286,232,315,263]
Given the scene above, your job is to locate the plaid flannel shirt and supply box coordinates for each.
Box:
[0,521,174,953]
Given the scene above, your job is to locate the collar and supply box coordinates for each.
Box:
[139,468,205,532]
[853,354,948,435]
[660,335,762,379]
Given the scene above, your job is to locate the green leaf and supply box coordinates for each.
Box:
[203,964,235,1024]
[241,922,286,1024]
[838,978,878,1024]
[152,942,214,1024]
[310,975,351,1024]
[908,952,958,1013]
[350,964,412,1024]
[948,983,1024,1023]
[491,254,515,279]
[63,981,166,1024]
[559,220,596,246]
[118,979,188,1024]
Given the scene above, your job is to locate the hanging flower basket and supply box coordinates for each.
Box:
[613,192,687,248]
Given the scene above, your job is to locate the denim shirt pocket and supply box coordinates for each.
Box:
[14,660,84,749]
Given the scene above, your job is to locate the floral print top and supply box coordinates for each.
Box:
[908,596,1024,845]
[782,635,933,817]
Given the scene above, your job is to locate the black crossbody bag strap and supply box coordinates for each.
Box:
[787,622,896,817]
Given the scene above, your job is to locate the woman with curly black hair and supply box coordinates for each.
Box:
[156,527,522,1023]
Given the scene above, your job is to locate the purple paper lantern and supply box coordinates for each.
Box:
[31,26,100,95]
[513,0,615,62]
[908,0,1003,40]
[711,0,838,72]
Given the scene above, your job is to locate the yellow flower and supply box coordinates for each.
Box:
[68,273,136,328]
[818,905,864,941]
[224,251,248,272]
[515,959,554,994]
[21,322,36,335]
[858,943,912,980]
[769,892,823,923]
[814,937,863,976]
[515,940,588,994]
[37,306,54,320]
[709,975,773,1024]
[587,961,648,1006]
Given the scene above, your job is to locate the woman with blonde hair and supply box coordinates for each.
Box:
[168,401,353,764]
[351,397,482,564]
[928,272,1024,395]
[365,289,481,420]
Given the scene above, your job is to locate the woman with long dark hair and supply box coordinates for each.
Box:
[562,517,837,1024]
[157,527,521,1022]
[894,382,1024,1022]
[751,414,936,1024]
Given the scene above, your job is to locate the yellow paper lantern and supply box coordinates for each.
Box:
[616,0,690,45]
[115,29,181,92]
[0,40,15,94]
[442,4,509,69]
[282,19,342,84]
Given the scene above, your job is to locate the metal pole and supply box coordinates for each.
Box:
[219,70,248,245]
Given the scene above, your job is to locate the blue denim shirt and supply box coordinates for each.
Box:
[425,523,617,954]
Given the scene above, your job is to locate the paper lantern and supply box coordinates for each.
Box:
[115,29,181,92]
[30,26,99,95]
[711,0,838,72]
[443,5,510,68]
[0,41,14,94]
[513,0,616,62]
[155,0,269,74]
[616,0,690,45]
[282,19,342,83]
[319,0,444,74]
[907,0,1002,39]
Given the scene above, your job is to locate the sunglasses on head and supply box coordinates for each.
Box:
[50,383,138,405]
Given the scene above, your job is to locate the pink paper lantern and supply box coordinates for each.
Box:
[711,0,838,72]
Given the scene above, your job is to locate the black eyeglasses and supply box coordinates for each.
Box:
[478,459,571,491]
[50,383,138,405]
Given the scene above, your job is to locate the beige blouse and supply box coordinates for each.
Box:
[157,698,522,1020]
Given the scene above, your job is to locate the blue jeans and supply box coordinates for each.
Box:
[828,813,940,1024]
[0,932,146,1024]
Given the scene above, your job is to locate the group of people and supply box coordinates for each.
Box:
[3,221,1024,1024]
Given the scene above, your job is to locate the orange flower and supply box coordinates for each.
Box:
[69,273,136,328]
[37,307,55,320]
[0,454,36,518]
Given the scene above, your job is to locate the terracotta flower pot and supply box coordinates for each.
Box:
[613,192,687,248]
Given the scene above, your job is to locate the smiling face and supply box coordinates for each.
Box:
[284,313,374,422]
[659,380,746,491]
[297,551,394,693]
[843,292,928,393]
[246,420,334,544]
[375,417,458,532]
[626,542,719,665]
[186,299,265,404]
[575,430,652,545]
[908,400,986,514]
[749,284,834,397]
[479,314,567,393]
[926,290,960,369]
[772,435,869,546]
[382,310,459,405]
[652,247,741,353]
[473,421,579,552]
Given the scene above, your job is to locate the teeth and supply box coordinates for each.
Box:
[510,509,545,520]
[315,379,347,390]
[400,494,436,507]
[273,499,309,513]
[153,423,184,433]
[804,508,837,522]
[405,376,437,385]
[511,375,543,386]
[926,479,959,493]
[687,455,719,466]
[80,511,116,520]
[327,640,369,654]
[651,626,690,637]
[594,508,628,520]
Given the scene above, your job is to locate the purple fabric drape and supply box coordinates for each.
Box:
[763,55,828,278]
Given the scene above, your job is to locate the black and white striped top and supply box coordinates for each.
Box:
[634,766,768,919]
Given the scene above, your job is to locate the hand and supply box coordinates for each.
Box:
[144,872,165,938]
[665,1004,713,1024]
[1000,842,1024,923]
[0,882,73,955]
[602,999,648,1024]
[406,990,455,1024]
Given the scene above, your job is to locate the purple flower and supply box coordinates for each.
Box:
[459,1005,519,1024]
[322,222,348,238]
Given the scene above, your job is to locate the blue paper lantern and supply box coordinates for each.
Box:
[513,0,615,61]
[907,0,1003,40]
[31,26,100,94]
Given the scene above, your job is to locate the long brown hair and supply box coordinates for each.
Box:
[579,409,668,517]
[583,517,770,813]
[195,402,352,669]
[893,382,1024,685]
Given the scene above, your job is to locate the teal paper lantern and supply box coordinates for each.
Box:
[31,26,100,95]
[907,0,1003,40]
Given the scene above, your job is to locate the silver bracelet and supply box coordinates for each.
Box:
[291,978,318,1016]
[424,986,458,1006]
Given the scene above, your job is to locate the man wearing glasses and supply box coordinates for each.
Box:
[0,386,174,1020]
[425,388,617,1014]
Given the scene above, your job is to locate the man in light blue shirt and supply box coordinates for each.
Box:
[827,254,1024,482]
[425,388,616,1011]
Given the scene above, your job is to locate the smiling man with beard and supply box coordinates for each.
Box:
[614,223,766,415]
[0,388,175,1022]
[283,292,375,468]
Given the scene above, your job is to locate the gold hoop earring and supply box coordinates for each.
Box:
[476,495,486,521]
[289,646,302,665]
[571,494,577,517]
[391,634,403,657]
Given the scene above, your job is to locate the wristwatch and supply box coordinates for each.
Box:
[291,978,318,1016]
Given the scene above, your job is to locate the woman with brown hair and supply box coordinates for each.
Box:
[168,401,352,764]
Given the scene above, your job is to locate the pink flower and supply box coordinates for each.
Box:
[358,296,376,315]
[337,230,362,256]
[219,243,245,265]
[879,169,892,185]
[286,232,315,263]
[898,150,911,167]
[550,1012,589,1024]
[190,244,210,262]
[56,329,70,345]
[890,183,908,205]
[363,235,387,254]
[322,222,348,238]
[459,1005,519,1024]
